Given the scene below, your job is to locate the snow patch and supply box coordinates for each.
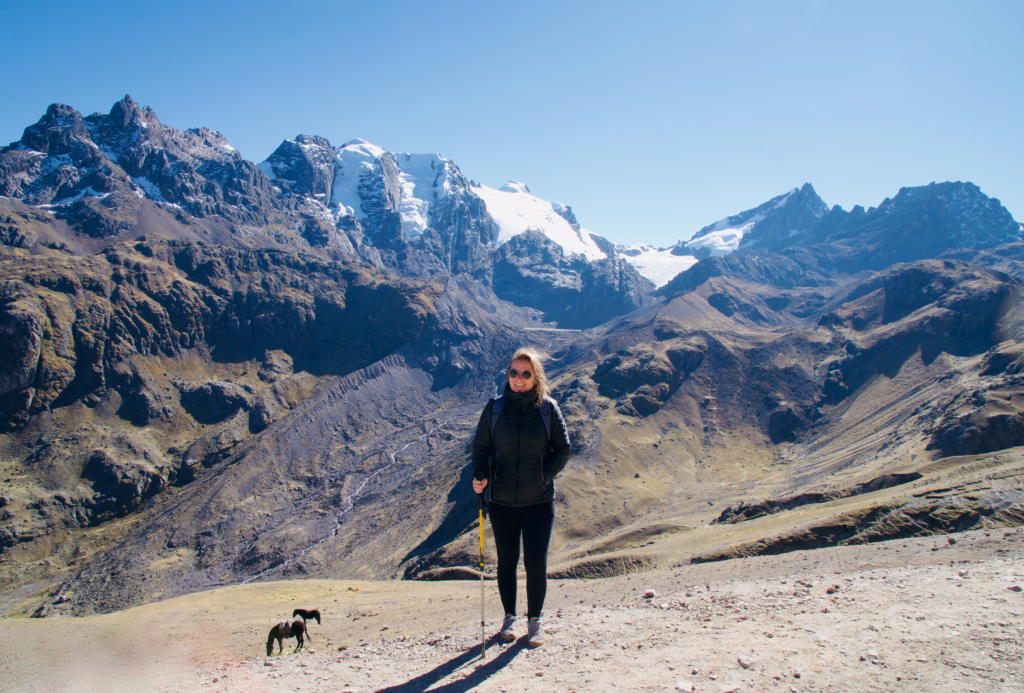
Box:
[621,245,698,287]
[773,188,798,210]
[474,184,606,260]
[330,139,386,218]
[394,153,453,237]
[685,219,758,256]
[499,180,531,194]
[39,187,110,207]
[132,175,166,202]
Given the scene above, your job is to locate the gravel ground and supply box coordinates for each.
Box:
[3,529,1022,693]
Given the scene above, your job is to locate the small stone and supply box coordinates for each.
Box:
[644,589,657,598]
[264,660,274,667]
[947,537,956,545]
[1007,585,1022,593]
[738,656,754,669]
[709,674,718,680]
[959,570,969,577]
[675,683,695,692]
[212,678,219,683]
[381,624,390,630]
[692,669,699,675]
[535,671,544,676]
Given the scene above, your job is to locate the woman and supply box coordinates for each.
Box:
[471,348,572,647]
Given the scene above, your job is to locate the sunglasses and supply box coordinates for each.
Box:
[507,368,533,380]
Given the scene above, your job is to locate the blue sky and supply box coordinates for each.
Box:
[2,0,1021,248]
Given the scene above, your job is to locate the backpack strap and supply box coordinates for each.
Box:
[539,396,553,441]
[490,395,505,434]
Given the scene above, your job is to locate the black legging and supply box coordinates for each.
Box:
[488,500,555,619]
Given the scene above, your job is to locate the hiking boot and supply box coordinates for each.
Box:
[500,614,517,642]
[527,617,546,647]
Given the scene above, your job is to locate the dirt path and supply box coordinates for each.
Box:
[2,529,1021,692]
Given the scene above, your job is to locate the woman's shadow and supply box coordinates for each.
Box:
[374,635,528,693]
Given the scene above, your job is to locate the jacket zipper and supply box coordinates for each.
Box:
[515,403,523,505]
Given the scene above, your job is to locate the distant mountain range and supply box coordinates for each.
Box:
[4,95,1019,296]
[2,95,1023,619]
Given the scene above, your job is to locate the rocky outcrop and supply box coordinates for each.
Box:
[492,231,652,328]
[712,473,923,524]
[260,135,335,202]
[0,96,304,243]
[568,257,655,329]
[417,189,498,277]
[0,237,456,432]
[81,450,168,523]
[591,341,698,416]
[817,261,1022,405]
[358,152,404,248]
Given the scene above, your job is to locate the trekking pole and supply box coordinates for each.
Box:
[478,492,486,659]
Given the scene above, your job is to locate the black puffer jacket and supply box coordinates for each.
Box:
[471,386,572,507]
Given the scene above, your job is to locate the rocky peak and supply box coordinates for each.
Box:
[260,134,335,201]
[678,187,802,260]
[103,95,160,134]
[19,103,94,155]
[736,182,830,252]
[812,181,1022,270]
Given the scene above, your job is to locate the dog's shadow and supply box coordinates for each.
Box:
[374,635,528,693]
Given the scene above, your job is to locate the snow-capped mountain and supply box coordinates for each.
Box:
[260,136,607,261]
[472,181,606,260]
[2,95,1020,320]
[616,187,821,288]
[254,132,651,326]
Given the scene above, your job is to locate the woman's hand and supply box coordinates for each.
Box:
[472,477,488,494]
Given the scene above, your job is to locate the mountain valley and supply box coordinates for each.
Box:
[1,96,1023,626]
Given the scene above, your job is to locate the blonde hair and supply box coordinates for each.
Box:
[508,347,548,403]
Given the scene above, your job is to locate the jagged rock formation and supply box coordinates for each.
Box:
[664,182,1022,294]
[1,97,648,328]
